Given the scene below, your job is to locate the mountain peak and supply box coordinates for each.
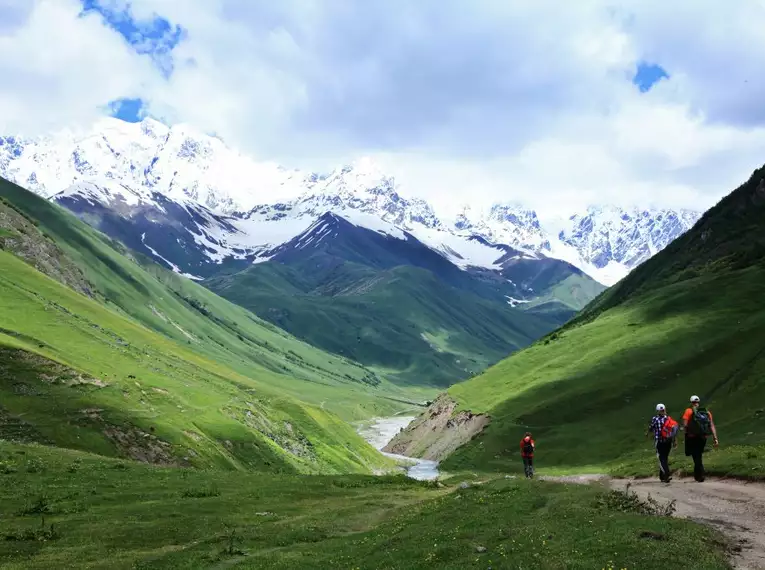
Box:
[0,118,702,285]
[319,157,394,198]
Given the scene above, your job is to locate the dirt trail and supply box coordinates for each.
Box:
[542,475,765,570]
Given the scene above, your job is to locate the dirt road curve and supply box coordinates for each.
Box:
[542,475,765,570]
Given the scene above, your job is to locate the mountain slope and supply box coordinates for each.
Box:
[387,165,765,478]
[50,180,603,387]
[205,213,573,386]
[0,176,420,474]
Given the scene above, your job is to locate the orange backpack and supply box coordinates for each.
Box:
[660,417,679,440]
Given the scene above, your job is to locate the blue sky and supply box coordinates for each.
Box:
[108,97,146,123]
[633,62,670,93]
[81,0,182,121]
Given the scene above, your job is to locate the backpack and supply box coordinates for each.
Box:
[660,417,679,441]
[522,438,534,455]
[687,407,713,436]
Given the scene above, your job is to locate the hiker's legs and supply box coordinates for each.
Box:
[523,457,533,478]
[693,438,707,481]
[656,441,671,481]
[685,437,706,481]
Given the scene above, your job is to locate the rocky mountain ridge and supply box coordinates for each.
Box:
[0,118,702,285]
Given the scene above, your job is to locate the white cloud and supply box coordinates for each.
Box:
[0,0,157,135]
[2,0,765,215]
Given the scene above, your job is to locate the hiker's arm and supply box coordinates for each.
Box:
[711,416,719,445]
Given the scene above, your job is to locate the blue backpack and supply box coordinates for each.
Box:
[688,407,713,436]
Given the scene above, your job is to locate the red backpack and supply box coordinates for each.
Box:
[660,417,679,440]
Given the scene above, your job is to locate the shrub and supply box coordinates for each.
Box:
[181,486,221,498]
[18,494,51,516]
[219,525,246,557]
[598,483,676,517]
[25,457,45,473]
[4,523,60,542]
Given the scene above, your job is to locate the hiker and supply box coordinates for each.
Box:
[682,395,719,482]
[520,432,535,479]
[646,403,678,483]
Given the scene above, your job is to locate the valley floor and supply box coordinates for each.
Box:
[0,440,744,570]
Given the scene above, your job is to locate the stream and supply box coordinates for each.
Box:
[357,416,440,481]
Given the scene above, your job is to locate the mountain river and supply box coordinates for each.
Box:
[357,416,439,481]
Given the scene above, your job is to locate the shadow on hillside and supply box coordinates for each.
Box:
[619,266,764,326]
[446,272,765,472]
[0,179,150,297]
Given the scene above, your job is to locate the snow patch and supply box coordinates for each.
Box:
[342,210,407,240]
[410,226,506,270]
[141,233,181,273]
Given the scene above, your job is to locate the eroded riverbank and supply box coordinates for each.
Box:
[357,416,439,480]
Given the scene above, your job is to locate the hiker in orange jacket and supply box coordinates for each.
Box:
[520,432,535,479]
[682,395,718,482]
[645,403,678,483]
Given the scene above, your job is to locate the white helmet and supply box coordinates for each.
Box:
[690,395,700,403]
[656,403,666,412]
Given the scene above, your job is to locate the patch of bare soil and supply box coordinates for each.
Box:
[75,407,184,466]
[0,347,107,389]
[101,422,183,466]
[0,201,94,297]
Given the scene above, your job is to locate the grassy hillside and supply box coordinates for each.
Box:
[0,441,730,569]
[0,178,422,418]
[0,177,427,474]
[436,166,765,478]
[520,272,606,323]
[206,260,555,386]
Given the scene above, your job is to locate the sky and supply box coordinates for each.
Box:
[2,1,765,216]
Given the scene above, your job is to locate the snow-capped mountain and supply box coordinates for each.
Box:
[550,206,701,285]
[0,118,311,214]
[450,204,701,285]
[453,203,551,252]
[0,117,702,286]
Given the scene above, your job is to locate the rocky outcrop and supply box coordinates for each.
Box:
[382,393,489,462]
[0,198,94,297]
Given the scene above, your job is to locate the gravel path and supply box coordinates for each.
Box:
[542,474,765,570]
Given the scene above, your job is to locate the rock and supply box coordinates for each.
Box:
[460,482,470,489]
[475,546,487,553]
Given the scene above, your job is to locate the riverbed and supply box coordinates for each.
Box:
[357,416,440,481]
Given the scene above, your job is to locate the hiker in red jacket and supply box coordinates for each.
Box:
[520,432,535,479]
